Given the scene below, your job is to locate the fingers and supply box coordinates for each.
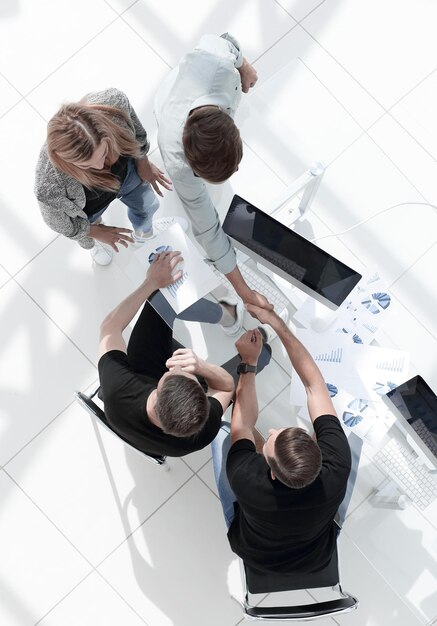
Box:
[252,294,274,312]
[240,328,262,342]
[169,254,183,270]
[159,180,173,191]
[153,250,182,264]
[117,233,134,244]
[151,180,164,197]
[155,170,173,190]
[171,270,183,282]
[114,227,133,234]
[107,227,134,244]
[171,348,191,357]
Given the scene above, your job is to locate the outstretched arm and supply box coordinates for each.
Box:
[229,329,264,445]
[225,268,273,309]
[247,305,336,423]
[98,251,182,358]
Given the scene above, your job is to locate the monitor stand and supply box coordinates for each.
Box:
[256,262,340,332]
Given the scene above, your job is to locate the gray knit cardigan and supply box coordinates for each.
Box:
[34,88,150,249]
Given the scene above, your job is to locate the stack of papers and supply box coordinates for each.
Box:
[294,268,394,345]
[291,330,410,439]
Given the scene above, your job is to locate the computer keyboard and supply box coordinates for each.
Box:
[374,438,437,510]
[211,263,290,319]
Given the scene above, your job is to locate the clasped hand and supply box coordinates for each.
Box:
[235,329,263,365]
[166,348,201,374]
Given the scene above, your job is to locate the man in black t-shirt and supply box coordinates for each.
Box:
[97,250,238,458]
[212,305,351,575]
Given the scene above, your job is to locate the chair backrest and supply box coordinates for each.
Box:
[74,389,167,467]
[245,545,339,594]
[236,544,358,621]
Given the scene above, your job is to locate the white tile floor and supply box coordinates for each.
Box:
[1,1,437,624]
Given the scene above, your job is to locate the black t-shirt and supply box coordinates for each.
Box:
[83,155,129,217]
[98,350,223,457]
[226,415,351,574]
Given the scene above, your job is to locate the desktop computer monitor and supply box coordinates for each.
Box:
[222,194,362,309]
[385,375,437,471]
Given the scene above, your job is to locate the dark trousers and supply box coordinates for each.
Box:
[127,292,272,384]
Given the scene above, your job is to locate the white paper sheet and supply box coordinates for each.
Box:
[123,223,221,314]
[293,268,394,345]
[289,330,409,439]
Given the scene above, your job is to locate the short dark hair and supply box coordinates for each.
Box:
[266,427,322,489]
[182,106,243,183]
[155,375,209,437]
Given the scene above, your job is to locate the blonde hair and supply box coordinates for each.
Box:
[47,102,142,191]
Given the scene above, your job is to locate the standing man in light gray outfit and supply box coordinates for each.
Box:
[155,33,271,309]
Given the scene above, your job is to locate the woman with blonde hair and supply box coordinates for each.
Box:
[35,88,182,265]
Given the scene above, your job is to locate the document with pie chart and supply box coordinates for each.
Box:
[124,223,221,314]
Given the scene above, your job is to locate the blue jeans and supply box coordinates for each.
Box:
[211,422,236,528]
[212,424,362,530]
[88,158,159,232]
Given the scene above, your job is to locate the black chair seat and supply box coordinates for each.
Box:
[237,540,359,621]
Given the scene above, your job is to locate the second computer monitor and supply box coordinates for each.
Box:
[223,194,362,309]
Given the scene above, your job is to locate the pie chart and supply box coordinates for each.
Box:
[342,399,369,427]
[361,292,391,314]
[326,383,338,398]
[148,245,173,264]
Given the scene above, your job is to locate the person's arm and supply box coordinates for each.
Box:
[225,267,273,309]
[229,329,264,445]
[237,57,258,93]
[246,305,336,423]
[98,251,183,358]
[165,348,234,413]
[215,33,257,92]
[170,174,273,308]
[38,198,133,251]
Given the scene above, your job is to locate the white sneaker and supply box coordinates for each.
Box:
[132,229,154,246]
[153,215,189,234]
[90,241,113,266]
[219,297,245,337]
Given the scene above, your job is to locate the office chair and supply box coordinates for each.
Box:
[234,525,358,621]
[74,384,168,469]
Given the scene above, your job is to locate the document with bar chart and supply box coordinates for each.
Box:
[290,332,366,407]
[355,346,410,401]
[289,330,410,420]
[124,223,221,314]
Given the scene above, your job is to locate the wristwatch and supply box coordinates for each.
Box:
[237,362,257,375]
